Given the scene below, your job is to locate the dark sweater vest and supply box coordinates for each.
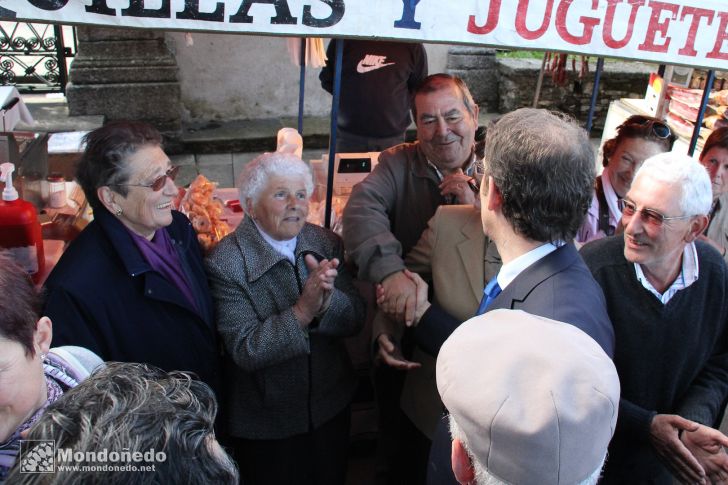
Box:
[581,236,728,483]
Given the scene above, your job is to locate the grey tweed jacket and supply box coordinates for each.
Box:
[205,216,365,439]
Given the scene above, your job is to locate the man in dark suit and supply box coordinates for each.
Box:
[390,108,615,484]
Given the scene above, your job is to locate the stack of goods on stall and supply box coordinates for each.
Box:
[177,175,230,252]
[666,71,728,140]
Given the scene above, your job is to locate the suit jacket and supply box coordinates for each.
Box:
[371,205,501,439]
[416,242,614,358]
[423,242,615,485]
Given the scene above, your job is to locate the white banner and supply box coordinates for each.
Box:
[4,0,728,70]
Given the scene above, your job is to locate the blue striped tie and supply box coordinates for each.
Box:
[475,276,502,316]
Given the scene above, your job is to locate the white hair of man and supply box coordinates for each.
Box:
[237,151,314,205]
[634,151,712,216]
[448,415,604,485]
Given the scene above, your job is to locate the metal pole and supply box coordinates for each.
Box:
[297,38,306,135]
[324,38,343,229]
[54,24,68,94]
[689,70,715,157]
[585,57,604,135]
[532,52,547,108]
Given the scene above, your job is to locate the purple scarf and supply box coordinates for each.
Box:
[128,228,199,314]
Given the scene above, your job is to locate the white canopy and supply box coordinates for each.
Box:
[5,0,728,70]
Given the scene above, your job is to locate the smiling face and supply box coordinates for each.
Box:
[700,146,728,200]
[111,145,177,240]
[0,338,46,443]
[415,81,478,174]
[606,138,667,198]
[622,174,694,286]
[247,174,309,241]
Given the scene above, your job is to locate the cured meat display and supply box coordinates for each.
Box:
[667,111,699,139]
[543,52,588,87]
[666,84,728,141]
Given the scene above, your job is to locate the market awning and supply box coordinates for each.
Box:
[5,0,728,71]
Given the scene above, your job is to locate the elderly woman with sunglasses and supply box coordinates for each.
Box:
[698,127,728,262]
[576,114,676,244]
[205,152,365,485]
[43,121,221,395]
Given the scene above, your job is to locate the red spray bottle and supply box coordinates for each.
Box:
[0,162,44,283]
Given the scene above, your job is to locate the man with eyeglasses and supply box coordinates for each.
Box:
[581,152,728,484]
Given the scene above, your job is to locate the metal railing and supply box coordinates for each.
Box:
[0,22,76,93]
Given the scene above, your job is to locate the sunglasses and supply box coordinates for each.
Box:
[618,198,692,227]
[626,116,673,140]
[113,165,180,191]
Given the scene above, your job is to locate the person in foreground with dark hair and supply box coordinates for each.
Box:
[0,255,102,481]
[581,152,728,484]
[385,108,615,484]
[42,121,220,395]
[6,362,238,484]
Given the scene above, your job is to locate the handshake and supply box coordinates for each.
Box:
[374,269,430,371]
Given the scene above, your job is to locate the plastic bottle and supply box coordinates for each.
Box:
[0,162,44,283]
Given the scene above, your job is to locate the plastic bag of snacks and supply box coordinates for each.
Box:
[178,175,231,252]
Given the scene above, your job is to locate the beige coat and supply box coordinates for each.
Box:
[372,204,501,438]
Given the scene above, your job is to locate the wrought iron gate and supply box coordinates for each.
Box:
[0,22,76,93]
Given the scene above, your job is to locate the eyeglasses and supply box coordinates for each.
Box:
[113,165,180,191]
[473,160,486,178]
[618,198,692,227]
[626,116,673,140]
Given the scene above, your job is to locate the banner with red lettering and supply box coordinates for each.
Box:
[4,0,728,70]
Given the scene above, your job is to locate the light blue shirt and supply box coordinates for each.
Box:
[634,242,699,304]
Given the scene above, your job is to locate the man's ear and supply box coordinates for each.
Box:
[485,176,502,212]
[244,198,256,219]
[97,186,120,215]
[34,316,53,356]
[471,103,480,122]
[452,438,476,485]
[686,215,709,242]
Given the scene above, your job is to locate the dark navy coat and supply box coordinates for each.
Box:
[417,243,615,485]
[44,208,220,393]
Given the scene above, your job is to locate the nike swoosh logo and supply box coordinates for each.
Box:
[356,61,395,73]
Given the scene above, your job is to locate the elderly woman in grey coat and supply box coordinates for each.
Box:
[205,152,365,485]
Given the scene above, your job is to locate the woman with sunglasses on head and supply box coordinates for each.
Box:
[698,127,728,262]
[43,121,221,396]
[576,115,676,244]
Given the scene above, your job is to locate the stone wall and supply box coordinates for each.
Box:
[497,58,656,132]
[67,27,182,132]
[446,47,498,112]
[164,34,450,122]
